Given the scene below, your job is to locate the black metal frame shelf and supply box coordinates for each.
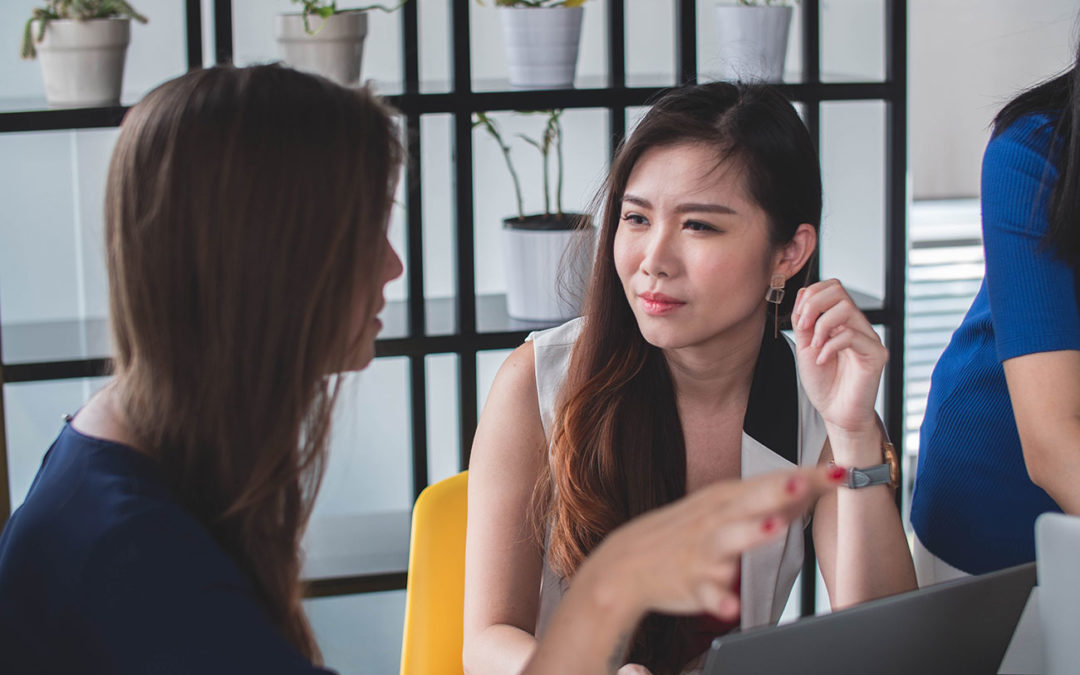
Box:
[0,0,908,611]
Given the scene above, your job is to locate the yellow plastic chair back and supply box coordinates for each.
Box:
[400,470,468,675]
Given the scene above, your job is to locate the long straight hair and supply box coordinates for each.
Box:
[994,36,1080,266]
[535,83,822,674]
[105,65,402,661]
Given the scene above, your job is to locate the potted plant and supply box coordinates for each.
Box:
[479,0,591,89]
[713,0,794,83]
[275,0,407,87]
[20,0,148,107]
[475,110,595,322]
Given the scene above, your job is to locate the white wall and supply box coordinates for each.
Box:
[911,0,1077,200]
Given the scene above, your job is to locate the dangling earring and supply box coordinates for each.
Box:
[766,274,785,339]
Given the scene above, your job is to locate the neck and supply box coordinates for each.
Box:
[70,378,145,454]
[663,317,765,414]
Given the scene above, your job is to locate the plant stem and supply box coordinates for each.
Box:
[475,113,525,220]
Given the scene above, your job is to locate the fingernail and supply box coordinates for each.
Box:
[720,595,740,618]
[762,516,779,533]
[828,465,848,482]
[785,476,803,494]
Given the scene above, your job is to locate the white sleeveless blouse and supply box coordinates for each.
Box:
[526,317,828,668]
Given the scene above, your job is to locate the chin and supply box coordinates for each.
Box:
[635,319,693,351]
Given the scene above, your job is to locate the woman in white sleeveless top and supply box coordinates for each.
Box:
[463,83,916,675]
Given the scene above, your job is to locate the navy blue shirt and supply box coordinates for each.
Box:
[0,422,333,674]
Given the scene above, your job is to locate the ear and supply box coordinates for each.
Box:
[772,223,817,280]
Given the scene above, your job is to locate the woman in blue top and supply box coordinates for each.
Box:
[0,66,846,674]
[911,41,1080,582]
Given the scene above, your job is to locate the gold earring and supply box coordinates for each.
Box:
[766,274,785,338]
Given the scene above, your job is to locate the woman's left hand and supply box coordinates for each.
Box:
[790,279,887,440]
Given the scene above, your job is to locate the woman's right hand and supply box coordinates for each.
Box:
[525,466,844,675]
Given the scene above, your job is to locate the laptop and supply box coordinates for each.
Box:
[1036,512,1080,675]
[703,562,1036,675]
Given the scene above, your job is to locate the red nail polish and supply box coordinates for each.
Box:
[785,476,802,494]
[762,516,779,533]
[828,465,848,482]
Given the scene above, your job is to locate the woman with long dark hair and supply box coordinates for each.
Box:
[464,82,916,675]
[0,66,846,675]
[911,40,1080,583]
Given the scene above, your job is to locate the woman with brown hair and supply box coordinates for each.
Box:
[464,82,917,675]
[0,66,846,674]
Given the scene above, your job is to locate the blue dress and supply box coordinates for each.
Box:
[910,112,1079,575]
[0,422,333,674]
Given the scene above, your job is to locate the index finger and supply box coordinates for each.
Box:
[699,464,844,521]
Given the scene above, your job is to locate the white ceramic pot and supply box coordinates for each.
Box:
[502,215,595,322]
[713,4,793,83]
[275,12,368,86]
[33,18,130,107]
[499,7,584,89]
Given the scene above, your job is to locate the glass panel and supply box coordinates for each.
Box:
[302,360,413,582]
[231,0,403,92]
[698,0,805,84]
[625,105,649,138]
[418,0,451,93]
[470,0,609,92]
[476,349,513,417]
[421,114,457,336]
[314,359,412,518]
[304,590,406,675]
[4,378,109,511]
[0,128,116,363]
[819,101,887,305]
[820,0,886,83]
[625,0,676,87]
[472,108,608,328]
[425,353,461,484]
[0,0,188,109]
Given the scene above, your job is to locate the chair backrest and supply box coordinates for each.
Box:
[400,470,468,675]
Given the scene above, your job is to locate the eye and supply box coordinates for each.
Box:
[684,220,717,233]
[620,213,648,226]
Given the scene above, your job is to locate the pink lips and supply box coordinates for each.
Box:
[639,291,686,316]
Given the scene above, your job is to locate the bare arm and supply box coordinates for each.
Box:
[792,280,916,609]
[1003,350,1080,514]
[463,342,548,675]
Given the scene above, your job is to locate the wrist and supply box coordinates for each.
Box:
[825,424,883,466]
[573,544,646,630]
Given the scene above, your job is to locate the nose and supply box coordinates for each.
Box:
[383,239,404,284]
[639,225,678,279]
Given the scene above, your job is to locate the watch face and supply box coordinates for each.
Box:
[884,441,899,487]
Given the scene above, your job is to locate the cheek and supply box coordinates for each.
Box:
[612,229,636,284]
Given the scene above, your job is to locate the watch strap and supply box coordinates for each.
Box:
[847,463,893,489]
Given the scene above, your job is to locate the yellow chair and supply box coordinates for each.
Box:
[400,470,468,675]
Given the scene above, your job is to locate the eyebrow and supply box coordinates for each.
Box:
[621,193,738,216]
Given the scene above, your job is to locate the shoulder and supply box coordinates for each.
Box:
[527,316,585,349]
[985,112,1060,176]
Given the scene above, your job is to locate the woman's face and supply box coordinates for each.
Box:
[614,142,781,353]
[349,233,404,370]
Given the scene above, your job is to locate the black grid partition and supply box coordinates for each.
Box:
[0,0,908,615]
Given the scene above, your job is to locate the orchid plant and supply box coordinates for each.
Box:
[474,110,567,223]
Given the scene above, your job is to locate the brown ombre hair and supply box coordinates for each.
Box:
[104,65,402,661]
[537,83,822,673]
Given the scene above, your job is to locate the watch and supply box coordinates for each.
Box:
[844,439,899,490]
